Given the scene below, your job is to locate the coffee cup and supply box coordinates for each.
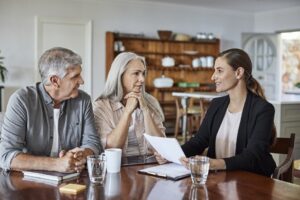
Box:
[105,148,122,173]
[206,56,214,68]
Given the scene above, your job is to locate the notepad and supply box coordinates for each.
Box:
[59,184,86,194]
[22,170,80,183]
[138,163,190,181]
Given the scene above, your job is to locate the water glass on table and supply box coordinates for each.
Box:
[189,156,210,185]
[87,154,106,184]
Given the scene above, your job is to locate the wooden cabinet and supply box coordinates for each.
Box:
[105,31,220,133]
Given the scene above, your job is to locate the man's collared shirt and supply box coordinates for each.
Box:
[0,83,102,170]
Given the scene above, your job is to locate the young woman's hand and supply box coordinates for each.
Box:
[179,156,189,169]
[154,152,167,164]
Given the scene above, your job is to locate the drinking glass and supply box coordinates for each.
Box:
[189,156,210,185]
[87,154,106,184]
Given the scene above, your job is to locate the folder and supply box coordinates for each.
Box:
[138,163,190,181]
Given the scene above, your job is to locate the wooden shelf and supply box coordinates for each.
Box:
[147,66,214,71]
[146,85,215,92]
[106,31,219,125]
[115,51,216,57]
[113,35,219,44]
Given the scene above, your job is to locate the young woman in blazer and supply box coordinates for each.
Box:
[157,48,276,176]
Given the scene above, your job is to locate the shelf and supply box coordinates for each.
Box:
[115,51,216,57]
[146,85,215,92]
[147,66,214,71]
[114,35,219,44]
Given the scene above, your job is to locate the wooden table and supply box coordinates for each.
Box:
[1,165,300,200]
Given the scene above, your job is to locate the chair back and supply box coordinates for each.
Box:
[270,133,295,182]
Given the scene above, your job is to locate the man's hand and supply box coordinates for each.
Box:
[58,148,88,173]
[56,151,77,173]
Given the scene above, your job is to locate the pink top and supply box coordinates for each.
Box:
[93,98,165,156]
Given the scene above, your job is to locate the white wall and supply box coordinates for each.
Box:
[0,0,254,99]
[254,6,300,32]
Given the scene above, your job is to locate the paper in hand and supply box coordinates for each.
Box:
[143,134,185,164]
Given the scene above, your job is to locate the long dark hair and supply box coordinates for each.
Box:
[218,48,266,99]
[218,48,276,145]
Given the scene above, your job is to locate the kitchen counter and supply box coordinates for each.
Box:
[269,93,300,104]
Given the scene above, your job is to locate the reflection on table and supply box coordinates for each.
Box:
[1,164,300,200]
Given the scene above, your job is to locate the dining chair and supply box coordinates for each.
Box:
[270,133,295,183]
[174,98,209,139]
[294,160,300,183]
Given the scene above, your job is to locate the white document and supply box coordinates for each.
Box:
[144,134,185,164]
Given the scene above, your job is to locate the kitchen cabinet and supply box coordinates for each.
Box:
[272,100,300,165]
[105,31,220,133]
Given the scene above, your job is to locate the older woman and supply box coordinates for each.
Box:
[93,52,165,157]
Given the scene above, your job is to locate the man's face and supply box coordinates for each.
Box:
[58,65,84,100]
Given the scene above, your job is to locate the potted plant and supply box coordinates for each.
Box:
[0,50,8,83]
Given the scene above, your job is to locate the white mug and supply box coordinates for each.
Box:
[192,58,200,68]
[105,148,122,173]
[206,56,214,68]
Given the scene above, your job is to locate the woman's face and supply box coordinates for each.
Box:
[211,57,239,93]
[122,59,146,94]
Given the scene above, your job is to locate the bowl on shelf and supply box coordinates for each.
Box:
[161,56,175,67]
[174,33,191,41]
[157,30,172,40]
[153,75,174,88]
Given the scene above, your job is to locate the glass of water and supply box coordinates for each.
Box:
[87,154,106,184]
[189,156,210,186]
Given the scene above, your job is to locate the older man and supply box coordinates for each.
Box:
[0,47,102,172]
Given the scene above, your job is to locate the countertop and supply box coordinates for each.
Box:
[269,93,300,104]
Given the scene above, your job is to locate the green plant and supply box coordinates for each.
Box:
[0,50,8,82]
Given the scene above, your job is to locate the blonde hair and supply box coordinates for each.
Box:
[97,52,164,121]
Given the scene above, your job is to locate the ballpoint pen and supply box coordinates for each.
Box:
[146,171,169,179]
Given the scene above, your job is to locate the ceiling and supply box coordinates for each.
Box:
[133,0,300,13]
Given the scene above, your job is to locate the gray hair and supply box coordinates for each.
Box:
[98,52,164,121]
[38,47,82,85]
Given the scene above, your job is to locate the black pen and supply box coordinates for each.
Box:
[147,171,170,179]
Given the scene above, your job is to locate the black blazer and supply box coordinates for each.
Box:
[182,91,276,176]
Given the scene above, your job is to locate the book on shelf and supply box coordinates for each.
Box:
[22,170,80,183]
